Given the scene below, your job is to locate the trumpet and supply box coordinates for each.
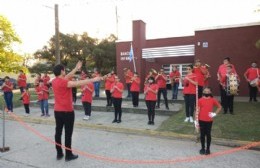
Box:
[150,68,158,75]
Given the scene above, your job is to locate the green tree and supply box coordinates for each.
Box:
[0,15,26,72]
[33,33,116,74]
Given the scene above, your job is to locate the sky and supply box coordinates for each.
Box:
[0,0,259,54]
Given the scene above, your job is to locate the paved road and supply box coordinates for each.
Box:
[0,120,259,168]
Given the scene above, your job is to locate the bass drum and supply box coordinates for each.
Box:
[226,74,239,95]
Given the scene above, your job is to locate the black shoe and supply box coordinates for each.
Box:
[56,153,64,160]
[254,99,258,102]
[112,119,117,123]
[117,120,121,123]
[199,149,205,155]
[205,149,210,155]
[65,154,78,161]
[166,107,169,110]
[148,121,151,125]
[151,121,155,125]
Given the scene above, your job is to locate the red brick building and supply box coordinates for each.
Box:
[116,20,260,96]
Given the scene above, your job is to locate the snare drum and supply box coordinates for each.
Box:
[226,74,239,95]
[250,78,259,87]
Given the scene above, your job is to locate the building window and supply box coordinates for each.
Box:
[163,63,192,89]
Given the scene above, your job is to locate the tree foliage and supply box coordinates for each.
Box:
[33,33,116,74]
[0,15,27,73]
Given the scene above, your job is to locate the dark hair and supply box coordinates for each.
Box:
[187,64,193,69]
[39,79,43,83]
[224,57,230,62]
[19,70,24,73]
[134,72,138,75]
[148,76,155,84]
[53,64,65,76]
[37,73,41,76]
[4,76,10,80]
[227,64,232,68]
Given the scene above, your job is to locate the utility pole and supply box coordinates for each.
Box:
[55,4,60,65]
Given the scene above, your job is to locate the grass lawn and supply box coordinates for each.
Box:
[157,102,260,141]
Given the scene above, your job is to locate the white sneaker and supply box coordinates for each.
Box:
[184,117,190,122]
[83,115,89,120]
[25,113,29,117]
[189,117,194,123]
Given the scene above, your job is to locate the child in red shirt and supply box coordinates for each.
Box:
[144,76,158,125]
[111,75,124,123]
[21,88,30,116]
[81,76,94,120]
[130,72,140,107]
[195,87,222,155]
[35,80,49,117]
[17,70,27,93]
[104,70,115,107]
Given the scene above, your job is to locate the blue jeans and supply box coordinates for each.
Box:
[94,82,100,97]
[172,83,179,99]
[4,92,13,112]
[39,99,49,115]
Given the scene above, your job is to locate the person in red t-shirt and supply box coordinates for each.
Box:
[81,75,94,120]
[21,87,30,116]
[182,65,198,123]
[244,62,259,102]
[104,70,115,107]
[203,64,211,87]
[217,57,237,107]
[169,66,181,100]
[124,68,134,98]
[145,70,156,84]
[1,76,14,112]
[144,76,158,125]
[193,59,207,98]
[34,73,41,87]
[17,70,27,93]
[111,75,124,123]
[130,72,140,107]
[52,61,102,161]
[195,87,221,155]
[155,68,169,110]
[35,80,50,117]
[42,72,51,88]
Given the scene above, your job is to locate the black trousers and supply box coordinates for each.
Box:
[131,91,139,106]
[199,120,213,150]
[198,85,203,99]
[105,90,112,106]
[72,93,77,103]
[54,111,75,156]
[126,83,131,97]
[157,88,169,108]
[113,98,122,120]
[220,86,234,113]
[248,83,258,101]
[23,104,30,114]
[82,102,92,116]
[146,100,156,122]
[184,94,195,117]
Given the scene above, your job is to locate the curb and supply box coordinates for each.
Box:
[3,114,260,151]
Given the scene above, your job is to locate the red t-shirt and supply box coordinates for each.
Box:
[35,85,49,100]
[42,75,50,86]
[193,67,206,86]
[105,75,115,90]
[81,83,94,103]
[111,82,124,98]
[1,81,13,92]
[156,74,167,88]
[169,70,181,83]
[218,64,237,79]
[244,68,259,81]
[22,92,30,104]
[183,73,198,94]
[52,77,73,112]
[198,97,221,122]
[144,84,158,101]
[18,74,27,87]
[130,77,140,92]
[125,70,134,84]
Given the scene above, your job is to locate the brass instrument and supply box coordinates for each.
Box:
[150,68,158,75]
